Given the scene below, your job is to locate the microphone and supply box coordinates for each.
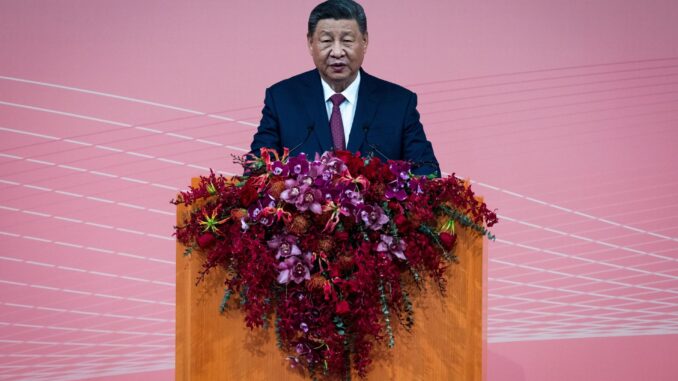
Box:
[362,124,391,162]
[363,124,440,177]
[411,159,441,176]
[289,124,315,156]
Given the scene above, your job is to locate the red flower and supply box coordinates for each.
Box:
[334,150,353,163]
[439,232,456,251]
[335,300,351,315]
[335,150,364,176]
[394,214,408,230]
[239,182,259,206]
[361,159,380,179]
[334,231,349,241]
[197,232,215,249]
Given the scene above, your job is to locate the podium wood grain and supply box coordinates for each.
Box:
[177,180,485,380]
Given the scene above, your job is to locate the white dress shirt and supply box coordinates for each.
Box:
[320,71,361,146]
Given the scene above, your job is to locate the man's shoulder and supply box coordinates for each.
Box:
[362,71,415,98]
[268,69,318,92]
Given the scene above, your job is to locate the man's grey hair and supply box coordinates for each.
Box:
[307,0,368,37]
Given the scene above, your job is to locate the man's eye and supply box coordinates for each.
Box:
[321,40,331,43]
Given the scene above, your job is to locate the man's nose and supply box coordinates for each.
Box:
[329,41,344,57]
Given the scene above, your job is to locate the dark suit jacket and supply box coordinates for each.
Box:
[250,69,440,176]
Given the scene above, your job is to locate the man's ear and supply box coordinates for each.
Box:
[362,33,369,53]
[307,36,313,55]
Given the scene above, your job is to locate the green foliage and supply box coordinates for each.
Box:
[274,312,283,349]
[418,224,455,262]
[378,281,395,349]
[219,288,232,313]
[409,266,422,285]
[206,182,217,195]
[401,290,415,331]
[333,316,346,336]
[437,205,496,240]
[239,286,249,306]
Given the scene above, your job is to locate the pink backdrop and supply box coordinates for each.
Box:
[1,1,677,380]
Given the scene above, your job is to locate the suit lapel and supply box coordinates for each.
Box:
[347,69,379,153]
[301,70,332,153]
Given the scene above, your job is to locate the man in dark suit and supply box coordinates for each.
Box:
[250,0,439,176]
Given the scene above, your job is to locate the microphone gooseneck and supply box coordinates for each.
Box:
[362,124,440,176]
[362,125,391,162]
[289,124,315,156]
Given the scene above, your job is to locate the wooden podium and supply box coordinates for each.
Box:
[176,180,486,381]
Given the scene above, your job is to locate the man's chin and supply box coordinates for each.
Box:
[324,71,354,84]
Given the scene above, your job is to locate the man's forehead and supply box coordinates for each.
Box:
[315,18,361,32]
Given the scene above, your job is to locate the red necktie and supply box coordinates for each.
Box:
[329,93,346,151]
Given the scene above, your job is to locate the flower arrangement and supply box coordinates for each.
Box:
[173,148,497,380]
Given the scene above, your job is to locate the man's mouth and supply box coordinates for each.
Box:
[330,63,346,72]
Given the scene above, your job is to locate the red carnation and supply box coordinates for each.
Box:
[239,183,258,206]
[334,231,349,241]
[334,150,353,162]
[362,160,379,179]
[335,300,351,315]
[439,232,456,251]
[394,214,408,229]
[197,232,215,249]
[335,150,363,175]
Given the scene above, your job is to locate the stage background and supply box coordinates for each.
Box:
[1,0,677,380]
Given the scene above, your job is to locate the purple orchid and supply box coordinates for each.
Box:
[292,342,314,366]
[358,205,389,230]
[240,217,249,231]
[343,189,364,206]
[323,186,342,203]
[308,161,325,179]
[389,161,411,181]
[257,209,275,226]
[408,176,427,195]
[300,160,332,188]
[288,154,309,176]
[320,152,347,175]
[277,252,313,284]
[295,186,323,214]
[247,196,276,222]
[267,234,302,259]
[280,179,302,204]
[319,168,334,183]
[312,175,330,189]
[297,174,314,187]
[376,234,407,260]
[385,180,408,201]
[296,342,310,355]
[271,161,289,176]
[339,199,357,217]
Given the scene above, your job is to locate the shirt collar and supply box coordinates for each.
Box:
[321,71,361,105]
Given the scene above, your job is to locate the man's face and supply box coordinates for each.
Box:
[308,18,368,92]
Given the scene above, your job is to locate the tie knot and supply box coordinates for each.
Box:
[330,93,346,107]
